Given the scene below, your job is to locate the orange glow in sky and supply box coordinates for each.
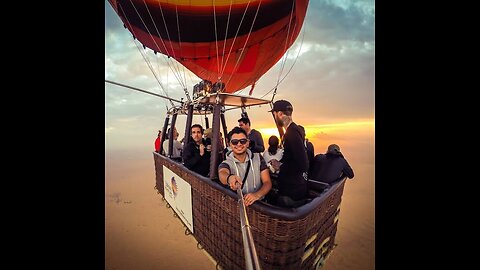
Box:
[256,119,374,156]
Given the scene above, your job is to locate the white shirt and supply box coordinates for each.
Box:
[263,148,283,164]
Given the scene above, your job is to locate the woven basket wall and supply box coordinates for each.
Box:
[154,153,346,270]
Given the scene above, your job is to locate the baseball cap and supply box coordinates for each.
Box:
[327,144,341,155]
[269,100,293,112]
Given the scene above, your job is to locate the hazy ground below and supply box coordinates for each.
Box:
[106,136,374,270]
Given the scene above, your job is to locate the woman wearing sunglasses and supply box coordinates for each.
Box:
[218,127,272,206]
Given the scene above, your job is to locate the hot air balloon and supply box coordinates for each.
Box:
[106,1,349,269]
[108,0,308,93]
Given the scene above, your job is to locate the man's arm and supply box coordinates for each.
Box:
[219,165,242,190]
[343,159,354,179]
[218,167,231,185]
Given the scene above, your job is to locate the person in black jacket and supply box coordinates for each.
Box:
[269,100,309,207]
[182,124,211,177]
[310,144,354,184]
[238,117,265,153]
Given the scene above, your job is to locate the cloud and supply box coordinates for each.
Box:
[105,0,375,149]
[306,0,375,45]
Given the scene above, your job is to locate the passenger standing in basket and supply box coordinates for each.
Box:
[238,117,265,153]
[269,100,309,207]
[154,130,162,153]
[162,127,183,160]
[183,124,211,177]
[218,127,272,206]
[263,135,283,174]
[310,144,354,184]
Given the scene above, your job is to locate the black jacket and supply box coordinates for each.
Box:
[310,153,354,184]
[248,129,265,153]
[278,122,308,200]
[182,141,211,177]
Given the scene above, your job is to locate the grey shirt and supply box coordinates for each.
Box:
[219,149,268,194]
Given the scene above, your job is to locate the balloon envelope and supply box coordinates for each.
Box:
[109,0,309,93]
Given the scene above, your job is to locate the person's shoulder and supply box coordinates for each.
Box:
[286,122,300,133]
[287,125,302,139]
[220,159,229,164]
[219,159,231,167]
[251,129,261,135]
[289,122,300,129]
[184,141,196,150]
[218,161,230,170]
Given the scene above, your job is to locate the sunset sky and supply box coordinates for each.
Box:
[105,2,375,268]
[105,0,375,154]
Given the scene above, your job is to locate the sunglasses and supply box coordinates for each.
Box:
[230,138,248,145]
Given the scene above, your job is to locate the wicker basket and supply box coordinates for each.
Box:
[154,153,346,270]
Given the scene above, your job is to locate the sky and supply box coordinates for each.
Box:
[105,0,375,153]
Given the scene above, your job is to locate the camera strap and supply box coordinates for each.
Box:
[241,159,251,190]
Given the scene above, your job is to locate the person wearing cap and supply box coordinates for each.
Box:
[309,144,354,184]
[238,117,265,154]
[269,100,309,207]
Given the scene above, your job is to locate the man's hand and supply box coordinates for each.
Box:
[228,175,242,190]
[199,144,205,155]
[270,159,282,171]
[244,193,260,206]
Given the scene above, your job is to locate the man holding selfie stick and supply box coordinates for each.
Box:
[218,127,272,206]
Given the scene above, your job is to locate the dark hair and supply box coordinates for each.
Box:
[228,126,248,141]
[238,117,251,126]
[268,135,279,155]
[191,124,204,134]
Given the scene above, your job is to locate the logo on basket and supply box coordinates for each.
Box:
[171,177,178,197]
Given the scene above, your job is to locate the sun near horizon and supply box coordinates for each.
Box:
[256,119,374,156]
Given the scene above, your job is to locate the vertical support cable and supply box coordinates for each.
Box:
[159,115,170,155]
[209,104,221,180]
[205,110,210,129]
[168,111,178,158]
[220,110,229,146]
[184,104,194,146]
